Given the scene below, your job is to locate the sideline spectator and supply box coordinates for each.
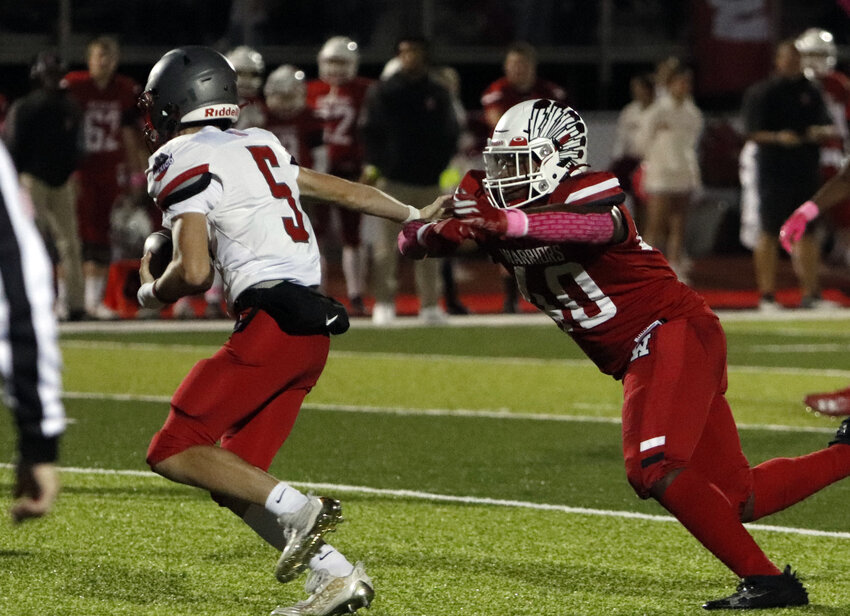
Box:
[610,72,654,223]
[481,41,568,312]
[636,64,703,282]
[4,51,85,321]
[306,36,374,316]
[0,140,66,522]
[742,40,835,310]
[361,36,459,325]
[64,36,147,320]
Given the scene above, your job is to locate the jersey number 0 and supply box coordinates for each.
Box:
[246,145,310,243]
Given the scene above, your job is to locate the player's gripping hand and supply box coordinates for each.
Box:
[417,194,453,222]
[11,462,60,523]
[450,199,528,239]
[780,201,820,254]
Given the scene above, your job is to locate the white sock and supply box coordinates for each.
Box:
[309,543,354,578]
[342,245,363,298]
[242,503,286,549]
[85,274,106,311]
[264,482,309,516]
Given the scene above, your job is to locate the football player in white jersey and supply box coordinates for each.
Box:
[136,46,446,616]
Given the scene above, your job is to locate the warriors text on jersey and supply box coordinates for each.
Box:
[458,170,711,378]
[145,126,320,306]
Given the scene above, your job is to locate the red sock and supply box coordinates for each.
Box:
[751,445,850,520]
[659,467,781,578]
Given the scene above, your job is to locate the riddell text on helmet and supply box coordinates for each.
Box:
[204,107,239,118]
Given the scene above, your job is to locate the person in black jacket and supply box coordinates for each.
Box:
[361,36,459,325]
[0,139,66,522]
[5,51,85,321]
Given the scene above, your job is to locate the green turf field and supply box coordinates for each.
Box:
[2,314,850,615]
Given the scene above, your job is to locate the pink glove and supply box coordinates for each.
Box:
[779,201,820,254]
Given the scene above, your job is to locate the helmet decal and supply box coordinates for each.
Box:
[484,99,588,209]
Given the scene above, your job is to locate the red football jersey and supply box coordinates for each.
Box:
[305,77,374,178]
[265,108,325,170]
[480,78,568,119]
[458,170,712,378]
[63,71,140,168]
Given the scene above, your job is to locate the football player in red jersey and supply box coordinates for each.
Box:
[226,45,268,129]
[306,37,375,316]
[64,36,147,319]
[264,65,325,171]
[400,99,850,610]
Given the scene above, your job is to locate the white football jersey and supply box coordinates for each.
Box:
[145,126,321,306]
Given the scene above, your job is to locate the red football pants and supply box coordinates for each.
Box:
[147,310,330,471]
[621,316,752,510]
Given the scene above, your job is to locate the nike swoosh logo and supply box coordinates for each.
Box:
[318,551,332,560]
[325,315,339,326]
[275,489,286,504]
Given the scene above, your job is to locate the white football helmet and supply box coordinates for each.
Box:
[264,64,307,117]
[795,28,837,79]
[318,36,359,85]
[226,45,265,98]
[483,99,588,209]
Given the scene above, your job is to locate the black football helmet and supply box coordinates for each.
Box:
[138,46,240,150]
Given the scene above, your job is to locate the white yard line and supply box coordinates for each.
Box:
[1,462,846,540]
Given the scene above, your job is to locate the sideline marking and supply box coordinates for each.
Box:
[2,462,847,540]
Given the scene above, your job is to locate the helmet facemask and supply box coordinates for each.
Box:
[483,99,588,209]
[138,89,180,152]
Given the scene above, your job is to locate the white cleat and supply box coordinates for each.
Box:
[271,562,374,616]
[276,497,343,583]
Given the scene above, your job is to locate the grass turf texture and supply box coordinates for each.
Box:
[2,317,850,614]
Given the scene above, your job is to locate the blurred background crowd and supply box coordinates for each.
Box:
[2,0,850,322]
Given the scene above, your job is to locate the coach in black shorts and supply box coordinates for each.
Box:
[742,39,834,309]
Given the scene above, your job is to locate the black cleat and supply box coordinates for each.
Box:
[702,565,808,610]
[829,417,850,446]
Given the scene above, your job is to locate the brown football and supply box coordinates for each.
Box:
[143,229,173,278]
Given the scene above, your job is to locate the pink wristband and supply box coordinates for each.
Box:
[799,200,820,221]
[504,209,529,237]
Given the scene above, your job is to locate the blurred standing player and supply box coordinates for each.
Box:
[796,28,850,266]
[480,41,568,312]
[0,140,66,522]
[306,37,373,316]
[400,98,850,609]
[781,160,850,415]
[4,51,85,321]
[64,36,147,320]
[265,65,325,173]
[227,45,267,129]
[135,46,447,615]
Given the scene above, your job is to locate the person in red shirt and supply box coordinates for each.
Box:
[64,36,147,319]
[306,37,374,316]
[400,98,850,610]
[480,41,568,313]
[264,65,325,171]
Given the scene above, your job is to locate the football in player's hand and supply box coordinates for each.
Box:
[143,229,173,278]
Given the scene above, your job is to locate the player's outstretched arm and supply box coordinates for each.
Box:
[297,167,449,223]
[780,161,850,253]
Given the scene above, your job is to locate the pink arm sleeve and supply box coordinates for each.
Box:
[521,210,616,244]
